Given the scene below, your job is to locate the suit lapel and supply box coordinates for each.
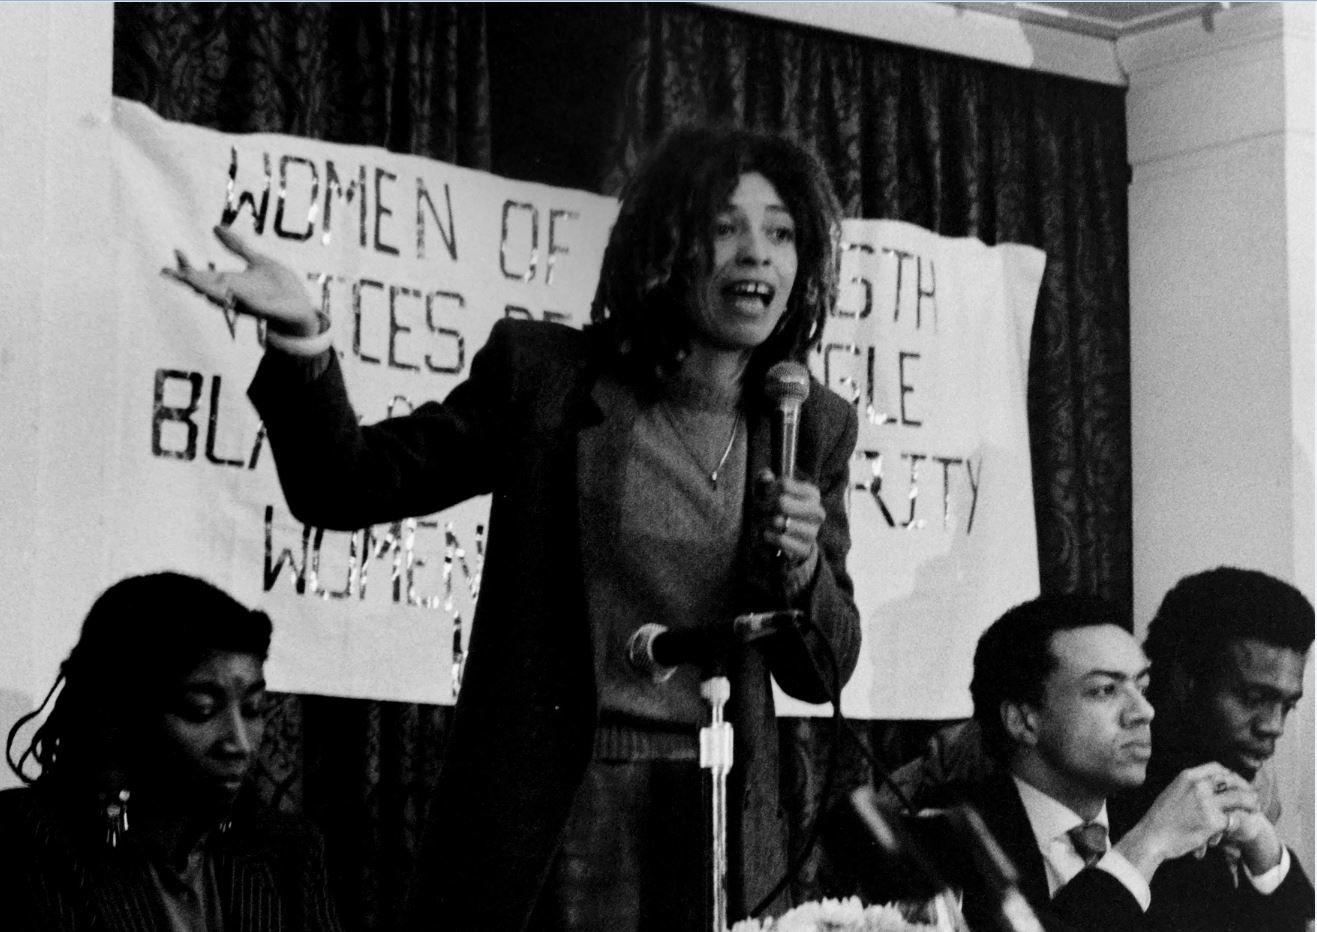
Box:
[977,773,1053,910]
[575,373,635,568]
[573,373,636,681]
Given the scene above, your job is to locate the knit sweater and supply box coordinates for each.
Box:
[589,372,747,739]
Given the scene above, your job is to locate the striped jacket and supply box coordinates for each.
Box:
[0,787,343,931]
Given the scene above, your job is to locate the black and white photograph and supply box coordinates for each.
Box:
[0,3,1311,929]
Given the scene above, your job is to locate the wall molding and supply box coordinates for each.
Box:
[696,1,1126,85]
[1118,2,1297,81]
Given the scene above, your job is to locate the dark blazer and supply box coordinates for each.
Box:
[249,318,862,930]
[879,733,1313,932]
[956,773,1151,932]
[1112,754,1315,932]
[0,786,342,931]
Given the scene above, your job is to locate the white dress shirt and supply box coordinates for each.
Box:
[1235,843,1290,893]
[1012,776,1152,911]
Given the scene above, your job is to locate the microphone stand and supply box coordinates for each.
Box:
[627,612,802,931]
[700,673,733,932]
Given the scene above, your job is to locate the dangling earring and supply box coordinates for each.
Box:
[104,788,130,849]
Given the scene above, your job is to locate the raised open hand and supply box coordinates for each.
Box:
[162,225,320,337]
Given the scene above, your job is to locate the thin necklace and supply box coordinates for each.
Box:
[658,404,743,487]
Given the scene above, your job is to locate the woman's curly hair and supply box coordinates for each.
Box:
[7,572,272,793]
[590,126,842,395]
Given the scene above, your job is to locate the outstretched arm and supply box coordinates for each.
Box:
[164,226,504,530]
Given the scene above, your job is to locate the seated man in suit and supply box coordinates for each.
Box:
[1113,567,1314,930]
[955,593,1266,931]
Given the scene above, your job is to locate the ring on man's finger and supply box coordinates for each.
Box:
[781,516,791,534]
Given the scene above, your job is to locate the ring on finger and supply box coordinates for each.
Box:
[782,516,791,535]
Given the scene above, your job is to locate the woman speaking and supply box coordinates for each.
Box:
[164,127,862,931]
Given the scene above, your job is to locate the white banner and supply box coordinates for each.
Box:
[779,221,1044,718]
[110,99,618,704]
[108,99,1041,718]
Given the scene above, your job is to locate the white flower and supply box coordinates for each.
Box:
[728,920,767,932]
[775,896,866,932]
[726,898,941,932]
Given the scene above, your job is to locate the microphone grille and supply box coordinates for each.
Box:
[764,361,810,404]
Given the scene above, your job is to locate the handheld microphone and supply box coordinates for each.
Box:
[627,610,803,680]
[764,361,810,480]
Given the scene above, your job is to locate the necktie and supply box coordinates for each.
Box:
[1067,821,1108,867]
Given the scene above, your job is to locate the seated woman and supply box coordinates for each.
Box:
[1,571,342,931]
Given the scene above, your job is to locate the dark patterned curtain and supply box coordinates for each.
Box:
[114,2,489,163]
[483,3,1131,607]
[113,5,487,929]
[564,3,1132,901]
[114,0,1130,921]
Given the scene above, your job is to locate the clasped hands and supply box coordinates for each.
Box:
[1116,763,1283,881]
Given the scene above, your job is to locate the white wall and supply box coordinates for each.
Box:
[1122,1,1315,872]
[0,2,117,789]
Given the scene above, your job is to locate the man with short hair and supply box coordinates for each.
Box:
[1114,567,1314,930]
[956,593,1266,931]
